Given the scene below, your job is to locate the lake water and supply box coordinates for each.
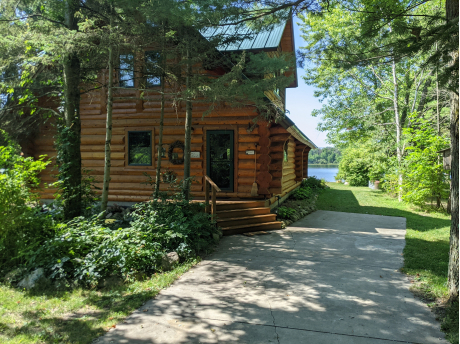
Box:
[308,164,339,182]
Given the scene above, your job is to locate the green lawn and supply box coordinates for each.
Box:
[317,183,458,343]
[0,259,199,343]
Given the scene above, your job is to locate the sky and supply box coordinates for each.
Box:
[285,18,330,148]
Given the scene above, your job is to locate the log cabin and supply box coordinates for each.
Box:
[28,15,317,234]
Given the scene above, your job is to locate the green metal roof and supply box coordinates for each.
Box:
[202,20,287,52]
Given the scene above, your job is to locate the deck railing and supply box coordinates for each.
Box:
[204,175,221,217]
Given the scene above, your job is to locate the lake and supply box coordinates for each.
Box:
[308,164,339,182]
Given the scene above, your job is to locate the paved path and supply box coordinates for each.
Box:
[98,210,447,343]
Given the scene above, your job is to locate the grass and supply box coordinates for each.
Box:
[317,182,458,343]
[0,258,199,343]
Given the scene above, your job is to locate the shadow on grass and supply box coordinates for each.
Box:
[0,284,161,343]
[0,261,197,343]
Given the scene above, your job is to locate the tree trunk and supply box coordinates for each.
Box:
[416,78,432,115]
[446,0,459,303]
[391,56,403,202]
[62,0,82,220]
[155,29,166,198]
[183,39,193,200]
[448,94,459,303]
[100,22,114,213]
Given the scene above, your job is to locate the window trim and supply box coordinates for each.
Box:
[124,127,155,170]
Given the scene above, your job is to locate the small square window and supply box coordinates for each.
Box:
[128,131,152,166]
[119,54,134,88]
[145,51,161,87]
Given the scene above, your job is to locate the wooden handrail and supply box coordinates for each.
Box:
[204,175,221,217]
[204,175,221,192]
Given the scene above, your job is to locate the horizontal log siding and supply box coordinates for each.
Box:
[33,88,264,202]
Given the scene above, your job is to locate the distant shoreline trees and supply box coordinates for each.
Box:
[308,147,341,165]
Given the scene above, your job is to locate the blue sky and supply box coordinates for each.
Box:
[285,18,330,148]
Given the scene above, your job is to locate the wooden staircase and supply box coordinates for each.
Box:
[215,201,283,236]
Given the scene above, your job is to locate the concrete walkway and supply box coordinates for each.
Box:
[98,210,447,343]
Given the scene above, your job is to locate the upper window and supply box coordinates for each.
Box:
[283,143,288,162]
[119,54,134,88]
[128,131,152,166]
[144,51,162,87]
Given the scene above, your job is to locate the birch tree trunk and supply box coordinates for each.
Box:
[446,0,459,303]
[391,56,403,202]
[183,38,193,200]
[155,25,166,198]
[101,16,114,213]
[62,0,82,220]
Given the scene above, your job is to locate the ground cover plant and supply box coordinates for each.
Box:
[274,176,326,224]
[24,198,219,288]
[317,182,458,343]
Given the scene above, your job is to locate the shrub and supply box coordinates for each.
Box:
[131,199,219,257]
[0,131,52,270]
[277,207,296,220]
[26,198,220,287]
[401,116,450,209]
[336,143,387,186]
[301,176,326,189]
[291,186,313,200]
[27,214,164,286]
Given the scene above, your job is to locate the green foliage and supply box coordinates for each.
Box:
[308,147,341,164]
[27,214,163,287]
[337,143,387,186]
[26,197,219,287]
[277,206,296,220]
[291,186,313,200]
[442,301,459,344]
[0,130,52,269]
[301,175,326,189]
[402,115,450,209]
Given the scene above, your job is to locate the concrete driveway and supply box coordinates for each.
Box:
[98,210,447,343]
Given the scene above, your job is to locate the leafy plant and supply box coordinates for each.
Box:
[277,206,296,220]
[402,115,450,209]
[27,213,164,286]
[0,130,52,269]
[25,191,220,286]
[291,186,313,200]
[301,176,326,189]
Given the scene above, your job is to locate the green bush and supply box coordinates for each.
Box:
[336,143,386,186]
[27,213,163,286]
[291,186,313,200]
[401,116,450,209]
[26,198,219,287]
[277,206,296,220]
[301,176,326,189]
[131,199,219,257]
[0,131,52,270]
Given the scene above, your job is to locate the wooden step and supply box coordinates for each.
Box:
[216,207,270,219]
[221,221,283,236]
[216,201,266,211]
[217,214,277,227]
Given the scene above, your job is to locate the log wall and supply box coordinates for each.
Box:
[31,20,311,203]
